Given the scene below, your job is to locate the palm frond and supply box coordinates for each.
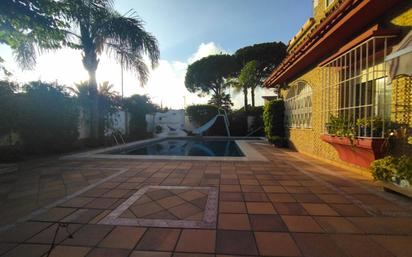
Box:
[13,40,37,70]
[93,9,159,86]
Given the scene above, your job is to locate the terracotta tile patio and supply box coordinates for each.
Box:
[0,142,412,257]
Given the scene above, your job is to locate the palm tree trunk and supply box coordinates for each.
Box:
[251,87,255,107]
[82,49,100,140]
[243,87,248,112]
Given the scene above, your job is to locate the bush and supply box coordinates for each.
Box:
[17,82,79,154]
[186,104,218,125]
[186,104,227,135]
[0,81,18,140]
[268,136,288,148]
[229,106,264,136]
[371,155,412,186]
[123,94,158,140]
[263,100,285,138]
[0,145,23,163]
[229,108,248,136]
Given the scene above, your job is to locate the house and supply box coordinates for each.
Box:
[264,0,412,169]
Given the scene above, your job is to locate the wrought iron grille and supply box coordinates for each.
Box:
[321,36,395,138]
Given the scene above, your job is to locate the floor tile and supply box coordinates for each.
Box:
[216,230,258,255]
[315,217,362,233]
[243,193,268,202]
[178,190,206,201]
[85,248,130,257]
[371,235,412,257]
[246,202,276,214]
[47,245,91,257]
[219,192,243,201]
[219,201,246,213]
[130,202,164,218]
[262,185,287,193]
[293,233,348,257]
[135,228,180,251]
[331,234,395,257]
[63,224,113,246]
[273,203,308,215]
[249,214,288,232]
[268,193,296,203]
[99,226,146,249]
[0,222,51,243]
[218,213,251,230]
[347,217,412,235]
[173,253,214,257]
[168,202,202,219]
[157,196,185,209]
[2,243,49,257]
[281,215,324,233]
[301,203,339,216]
[254,232,301,256]
[175,229,215,253]
[130,251,172,257]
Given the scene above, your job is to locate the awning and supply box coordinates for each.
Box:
[386,30,412,79]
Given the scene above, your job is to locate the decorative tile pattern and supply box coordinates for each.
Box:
[99,186,218,228]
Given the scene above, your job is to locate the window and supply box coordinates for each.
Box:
[321,36,393,138]
[285,81,313,128]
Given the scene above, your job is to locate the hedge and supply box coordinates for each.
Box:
[263,99,287,147]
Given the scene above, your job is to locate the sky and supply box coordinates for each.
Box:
[0,0,312,109]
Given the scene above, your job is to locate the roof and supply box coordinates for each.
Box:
[264,0,403,87]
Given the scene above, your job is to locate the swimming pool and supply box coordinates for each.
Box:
[111,138,244,157]
[62,137,268,161]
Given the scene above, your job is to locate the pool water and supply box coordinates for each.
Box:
[113,139,244,157]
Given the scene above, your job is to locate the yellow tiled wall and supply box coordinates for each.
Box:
[280,2,412,170]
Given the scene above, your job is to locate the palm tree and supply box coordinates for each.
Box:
[12,0,160,139]
[63,0,159,138]
[73,80,120,139]
[239,61,259,107]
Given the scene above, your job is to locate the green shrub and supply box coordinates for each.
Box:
[371,155,412,186]
[17,82,79,154]
[186,104,218,125]
[263,100,285,138]
[229,108,248,136]
[0,81,18,140]
[268,136,288,148]
[186,104,230,136]
[0,145,23,163]
[248,106,264,135]
[123,94,158,140]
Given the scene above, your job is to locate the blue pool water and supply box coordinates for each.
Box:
[112,139,244,157]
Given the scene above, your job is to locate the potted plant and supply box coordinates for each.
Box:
[371,155,412,197]
[321,115,389,168]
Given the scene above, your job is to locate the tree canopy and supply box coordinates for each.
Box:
[234,41,287,78]
[185,54,238,108]
[0,0,67,69]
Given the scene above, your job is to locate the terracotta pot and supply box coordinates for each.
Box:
[320,134,388,168]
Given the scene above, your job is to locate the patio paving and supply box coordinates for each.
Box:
[0,142,411,257]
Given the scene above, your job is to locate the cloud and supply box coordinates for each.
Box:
[187,42,225,63]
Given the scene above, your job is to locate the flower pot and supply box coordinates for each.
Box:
[320,134,388,168]
[377,181,412,198]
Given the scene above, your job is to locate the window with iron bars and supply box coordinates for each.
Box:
[285,81,313,128]
[321,36,394,138]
